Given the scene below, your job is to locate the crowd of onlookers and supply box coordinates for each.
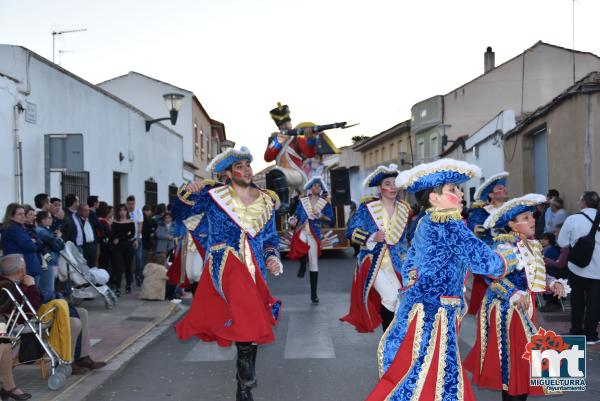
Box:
[0,193,175,298]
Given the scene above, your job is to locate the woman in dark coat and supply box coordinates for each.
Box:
[109,204,135,296]
[1,203,44,282]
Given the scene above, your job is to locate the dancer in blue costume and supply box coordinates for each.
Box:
[341,164,411,333]
[366,159,518,401]
[467,172,510,315]
[287,176,334,303]
[173,146,283,401]
[467,172,510,245]
[465,194,569,401]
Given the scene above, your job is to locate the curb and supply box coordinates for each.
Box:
[45,302,187,401]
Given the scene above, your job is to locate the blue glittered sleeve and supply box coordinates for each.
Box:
[262,212,281,263]
[345,203,374,246]
[400,245,417,285]
[294,201,308,227]
[447,220,511,278]
[322,203,334,225]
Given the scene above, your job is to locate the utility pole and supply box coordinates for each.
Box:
[52,28,87,63]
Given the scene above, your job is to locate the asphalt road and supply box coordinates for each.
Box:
[86,251,600,401]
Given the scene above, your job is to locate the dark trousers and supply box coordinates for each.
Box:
[109,244,134,289]
[98,242,111,270]
[82,242,97,267]
[568,271,600,340]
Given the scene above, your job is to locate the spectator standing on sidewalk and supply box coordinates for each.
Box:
[34,193,51,213]
[126,195,143,286]
[545,196,567,234]
[557,191,600,344]
[540,231,567,312]
[142,205,157,266]
[22,205,37,237]
[96,202,112,271]
[49,197,64,232]
[34,211,64,302]
[1,204,44,282]
[87,196,100,266]
[61,194,84,252]
[154,211,175,259]
[109,205,135,296]
[78,204,97,265]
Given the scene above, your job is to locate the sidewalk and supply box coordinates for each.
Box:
[12,287,182,401]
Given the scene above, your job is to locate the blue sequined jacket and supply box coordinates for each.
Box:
[173,182,280,282]
[346,199,411,274]
[377,209,518,399]
[467,202,493,245]
[292,196,334,241]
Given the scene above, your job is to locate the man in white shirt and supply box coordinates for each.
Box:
[126,195,144,286]
[557,191,600,344]
[78,204,97,266]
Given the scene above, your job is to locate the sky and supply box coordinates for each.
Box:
[2,0,600,171]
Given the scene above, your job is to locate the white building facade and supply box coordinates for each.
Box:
[463,110,516,202]
[0,45,185,210]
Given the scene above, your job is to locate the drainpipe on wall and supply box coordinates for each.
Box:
[584,94,593,189]
[13,102,25,204]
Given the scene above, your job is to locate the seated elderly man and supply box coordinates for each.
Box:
[0,254,106,374]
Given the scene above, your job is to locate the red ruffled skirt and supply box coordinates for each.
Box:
[340,256,383,333]
[175,252,280,347]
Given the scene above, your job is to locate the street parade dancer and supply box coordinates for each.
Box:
[173,146,283,401]
[467,172,510,315]
[465,194,569,401]
[286,176,334,304]
[341,163,412,333]
[366,159,519,401]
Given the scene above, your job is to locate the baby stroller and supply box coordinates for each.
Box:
[0,280,72,390]
[57,241,117,309]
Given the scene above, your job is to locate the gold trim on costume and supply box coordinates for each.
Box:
[434,309,449,401]
[379,304,425,400]
[428,208,463,223]
[410,308,443,401]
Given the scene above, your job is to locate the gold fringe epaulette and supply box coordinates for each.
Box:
[360,195,378,205]
[493,233,519,243]
[428,208,463,223]
[177,185,195,206]
[262,189,281,208]
[398,199,413,215]
[471,201,486,209]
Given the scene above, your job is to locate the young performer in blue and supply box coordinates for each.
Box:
[173,146,283,401]
[287,176,334,303]
[366,159,518,401]
[465,194,569,401]
[467,172,510,315]
[341,164,411,333]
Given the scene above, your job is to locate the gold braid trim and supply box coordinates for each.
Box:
[428,208,463,223]
[493,233,519,243]
[471,201,486,209]
[360,195,378,205]
[177,185,195,206]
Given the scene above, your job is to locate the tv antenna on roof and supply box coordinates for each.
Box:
[52,28,87,64]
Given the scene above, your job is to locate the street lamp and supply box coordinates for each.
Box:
[145,93,185,132]
[439,123,454,149]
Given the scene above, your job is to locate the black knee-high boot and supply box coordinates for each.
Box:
[297,257,307,278]
[502,391,527,401]
[309,271,319,304]
[236,342,256,401]
[380,305,394,332]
